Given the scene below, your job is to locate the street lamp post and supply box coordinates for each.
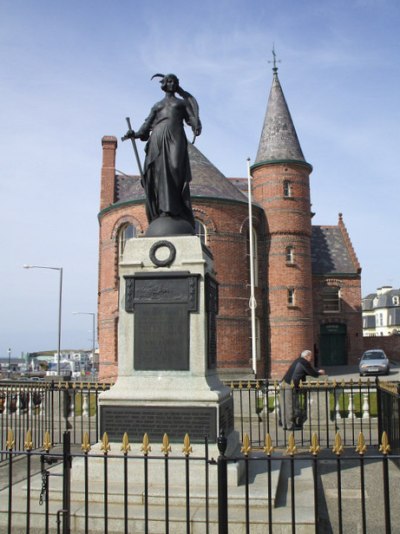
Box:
[73,312,96,375]
[23,265,63,376]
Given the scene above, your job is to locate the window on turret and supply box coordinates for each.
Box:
[119,223,137,257]
[287,288,295,306]
[286,246,295,264]
[195,219,207,245]
[283,180,292,198]
[322,286,340,312]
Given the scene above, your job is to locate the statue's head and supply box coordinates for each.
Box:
[151,73,180,92]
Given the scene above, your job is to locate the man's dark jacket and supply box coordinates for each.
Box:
[282,357,319,388]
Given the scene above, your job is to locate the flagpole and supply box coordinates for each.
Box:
[247,158,257,377]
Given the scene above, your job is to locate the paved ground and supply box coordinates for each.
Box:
[323,363,400,382]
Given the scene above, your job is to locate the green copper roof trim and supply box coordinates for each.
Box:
[251,159,313,173]
[98,198,144,220]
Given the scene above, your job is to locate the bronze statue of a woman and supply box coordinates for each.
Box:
[124,74,201,237]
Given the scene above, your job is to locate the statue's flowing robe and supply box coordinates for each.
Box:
[137,96,195,227]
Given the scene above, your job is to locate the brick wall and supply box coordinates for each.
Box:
[363,335,400,363]
[312,276,363,366]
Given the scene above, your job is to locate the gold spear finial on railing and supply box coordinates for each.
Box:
[6,428,15,450]
[100,432,111,454]
[43,431,52,452]
[355,432,367,456]
[332,432,344,456]
[121,432,131,454]
[161,433,171,456]
[238,380,243,390]
[263,433,274,456]
[247,380,252,390]
[24,430,33,451]
[379,432,391,456]
[182,434,192,457]
[141,433,151,456]
[286,433,297,456]
[241,433,251,456]
[309,433,321,456]
[82,432,91,453]
[230,381,234,390]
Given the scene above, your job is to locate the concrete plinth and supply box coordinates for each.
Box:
[99,236,236,447]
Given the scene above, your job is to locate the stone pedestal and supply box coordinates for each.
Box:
[99,236,236,450]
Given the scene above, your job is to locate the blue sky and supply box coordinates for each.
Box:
[1,0,399,358]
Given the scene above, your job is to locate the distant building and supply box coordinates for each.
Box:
[97,66,363,379]
[362,286,400,336]
[0,358,26,373]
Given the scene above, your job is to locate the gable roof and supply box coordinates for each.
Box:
[311,225,359,275]
[114,143,248,205]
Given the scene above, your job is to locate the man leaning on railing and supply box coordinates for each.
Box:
[279,349,325,431]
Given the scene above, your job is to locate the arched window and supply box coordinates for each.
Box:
[119,223,136,256]
[286,246,295,264]
[195,219,207,245]
[322,286,341,312]
[283,180,292,198]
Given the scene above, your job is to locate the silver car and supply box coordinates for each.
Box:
[359,349,390,376]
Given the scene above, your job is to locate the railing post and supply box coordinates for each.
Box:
[217,431,228,534]
[376,378,382,439]
[62,431,71,534]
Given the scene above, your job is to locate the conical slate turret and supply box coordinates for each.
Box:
[251,66,314,377]
[255,70,305,165]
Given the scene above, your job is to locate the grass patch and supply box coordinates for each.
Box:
[74,392,97,416]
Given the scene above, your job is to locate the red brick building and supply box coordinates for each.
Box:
[97,68,363,380]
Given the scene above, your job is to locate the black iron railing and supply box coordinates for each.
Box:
[1,378,398,457]
[377,381,400,455]
[226,378,382,448]
[1,428,398,534]
[0,380,112,461]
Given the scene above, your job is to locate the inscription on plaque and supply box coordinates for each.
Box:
[124,272,199,371]
[101,405,218,442]
[135,303,189,370]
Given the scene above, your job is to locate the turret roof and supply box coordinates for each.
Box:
[255,69,306,166]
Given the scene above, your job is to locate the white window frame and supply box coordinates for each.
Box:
[195,219,207,245]
[283,180,292,198]
[119,223,136,257]
[287,288,295,306]
[286,245,295,264]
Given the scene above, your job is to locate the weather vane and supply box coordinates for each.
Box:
[268,44,281,74]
